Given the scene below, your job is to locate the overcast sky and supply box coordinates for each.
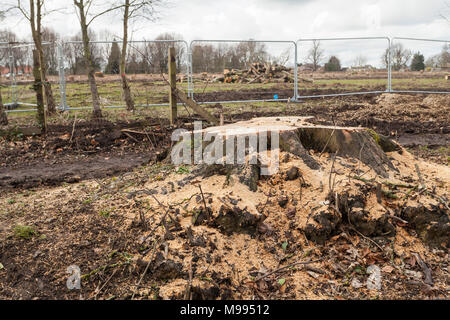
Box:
[2,0,450,67]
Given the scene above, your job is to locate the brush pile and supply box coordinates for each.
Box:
[213,63,294,84]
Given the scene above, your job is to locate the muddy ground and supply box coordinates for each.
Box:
[1,93,448,191]
[0,93,448,300]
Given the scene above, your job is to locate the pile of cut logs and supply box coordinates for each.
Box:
[213,63,294,84]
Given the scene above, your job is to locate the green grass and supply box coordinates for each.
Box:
[13,225,36,240]
[2,75,447,128]
[98,207,115,217]
[2,76,446,114]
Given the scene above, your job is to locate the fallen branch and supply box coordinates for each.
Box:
[254,258,323,282]
[412,252,433,286]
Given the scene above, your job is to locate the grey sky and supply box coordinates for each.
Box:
[2,0,449,68]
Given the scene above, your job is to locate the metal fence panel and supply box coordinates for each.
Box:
[189,40,298,104]
[391,37,449,94]
[60,40,190,111]
[1,36,449,115]
[296,37,391,99]
[0,42,56,112]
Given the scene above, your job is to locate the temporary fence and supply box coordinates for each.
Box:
[0,42,57,112]
[59,39,190,111]
[1,36,448,114]
[391,37,450,94]
[296,37,391,99]
[188,39,298,104]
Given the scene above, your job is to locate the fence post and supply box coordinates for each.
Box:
[8,51,17,105]
[388,38,392,93]
[294,42,298,101]
[169,46,177,125]
[32,49,47,132]
[188,45,194,99]
[58,43,68,111]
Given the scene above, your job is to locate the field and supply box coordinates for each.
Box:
[0,73,449,300]
[1,70,448,109]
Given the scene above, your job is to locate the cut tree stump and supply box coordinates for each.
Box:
[172,117,399,191]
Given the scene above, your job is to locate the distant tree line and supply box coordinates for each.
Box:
[302,41,449,72]
[0,29,295,76]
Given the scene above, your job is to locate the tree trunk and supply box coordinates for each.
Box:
[33,49,47,132]
[121,74,134,111]
[44,81,56,113]
[88,68,102,118]
[76,1,102,118]
[30,0,56,114]
[121,0,134,112]
[0,89,8,125]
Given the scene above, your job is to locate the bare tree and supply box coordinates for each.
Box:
[119,0,161,111]
[272,48,291,66]
[149,33,184,73]
[353,54,368,67]
[382,43,412,71]
[381,43,412,70]
[307,40,324,71]
[441,1,450,22]
[13,0,57,114]
[0,86,7,125]
[73,0,124,118]
[0,15,9,124]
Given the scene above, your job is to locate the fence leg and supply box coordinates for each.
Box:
[169,47,177,125]
[293,43,298,101]
[388,38,392,93]
[33,49,47,132]
[58,44,68,111]
[189,50,194,99]
[9,52,17,105]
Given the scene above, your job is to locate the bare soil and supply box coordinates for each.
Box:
[0,93,448,300]
[1,93,449,191]
[0,121,448,300]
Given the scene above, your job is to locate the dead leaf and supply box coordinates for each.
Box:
[406,255,417,267]
[382,265,394,273]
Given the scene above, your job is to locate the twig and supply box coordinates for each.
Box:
[93,269,117,300]
[142,128,155,149]
[350,225,384,252]
[131,239,160,300]
[387,214,408,225]
[69,114,78,143]
[328,149,339,193]
[184,260,193,300]
[254,258,322,282]
[319,128,336,158]
[414,164,426,190]
[198,184,209,218]
[123,131,139,143]
[412,252,433,286]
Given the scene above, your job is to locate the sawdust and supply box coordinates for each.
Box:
[0,119,448,300]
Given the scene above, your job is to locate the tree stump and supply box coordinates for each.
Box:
[172,117,399,191]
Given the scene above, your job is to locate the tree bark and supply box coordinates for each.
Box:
[121,0,134,112]
[0,89,8,125]
[29,0,56,114]
[33,49,47,132]
[75,0,102,118]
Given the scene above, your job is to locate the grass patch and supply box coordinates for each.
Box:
[176,165,190,174]
[98,208,113,217]
[13,225,36,240]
